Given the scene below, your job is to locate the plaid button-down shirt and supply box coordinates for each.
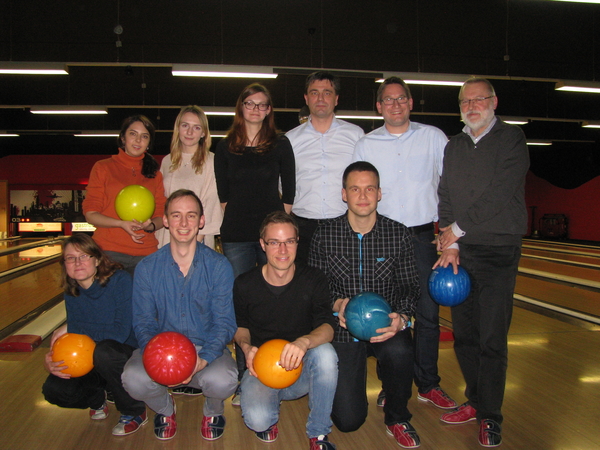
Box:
[309,213,420,343]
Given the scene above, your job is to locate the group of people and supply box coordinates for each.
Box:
[42,71,528,449]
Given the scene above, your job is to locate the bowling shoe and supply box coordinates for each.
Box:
[171,386,203,396]
[386,422,420,449]
[309,434,336,450]
[154,399,177,440]
[201,414,226,440]
[440,402,477,424]
[479,419,502,447]
[255,423,278,443]
[89,402,109,420]
[417,387,458,409]
[231,384,241,407]
[112,410,148,436]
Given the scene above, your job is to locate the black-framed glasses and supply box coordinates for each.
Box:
[459,96,494,107]
[381,96,409,105]
[263,239,299,247]
[243,101,270,111]
[64,254,93,264]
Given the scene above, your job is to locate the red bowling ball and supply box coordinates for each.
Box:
[142,331,197,386]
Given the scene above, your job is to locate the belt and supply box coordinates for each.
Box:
[407,222,434,235]
[292,214,332,225]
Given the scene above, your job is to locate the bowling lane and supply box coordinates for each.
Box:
[522,247,600,269]
[519,257,600,289]
[0,261,63,332]
[0,238,63,275]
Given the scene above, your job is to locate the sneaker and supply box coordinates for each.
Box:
[377,389,386,407]
[154,399,177,440]
[112,411,148,436]
[171,386,203,396]
[231,384,241,407]
[201,415,226,440]
[255,423,279,443]
[479,419,502,447]
[105,391,115,404]
[309,434,337,450]
[386,422,420,449]
[89,402,109,420]
[417,387,457,409]
[440,402,477,424]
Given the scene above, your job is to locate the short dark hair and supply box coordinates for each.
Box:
[259,211,299,240]
[305,71,341,95]
[377,76,412,103]
[165,189,204,217]
[342,161,380,189]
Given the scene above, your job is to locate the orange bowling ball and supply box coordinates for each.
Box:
[52,333,96,377]
[253,339,303,389]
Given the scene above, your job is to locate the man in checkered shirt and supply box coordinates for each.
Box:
[309,161,422,449]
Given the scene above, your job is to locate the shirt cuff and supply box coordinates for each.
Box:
[451,222,466,238]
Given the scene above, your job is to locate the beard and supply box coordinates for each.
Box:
[461,106,494,133]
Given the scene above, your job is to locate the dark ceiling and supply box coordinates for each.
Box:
[1,0,600,161]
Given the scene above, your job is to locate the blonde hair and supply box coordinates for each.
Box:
[169,105,212,174]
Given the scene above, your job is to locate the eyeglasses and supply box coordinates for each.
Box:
[263,239,299,247]
[64,254,94,264]
[459,96,494,107]
[381,96,409,105]
[243,101,270,111]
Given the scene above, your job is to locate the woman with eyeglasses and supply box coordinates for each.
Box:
[42,233,147,437]
[215,83,295,278]
[83,115,166,275]
[156,106,222,251]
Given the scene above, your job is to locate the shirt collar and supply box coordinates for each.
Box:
[463,116,497,143]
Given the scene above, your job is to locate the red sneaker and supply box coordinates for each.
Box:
[479,419,502,447]
[154,400,177,440]
[440,402,477,424]
[386,422,421,449]
[89,402,109,420]
[255,423,278,443]
[201,415,226,440]
[417,387,457,409]
[309,434,336,449]
[112,410,148,436]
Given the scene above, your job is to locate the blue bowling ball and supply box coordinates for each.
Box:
[428,265,471,306]
[345,292,392,341]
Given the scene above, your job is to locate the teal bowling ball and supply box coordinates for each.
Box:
[345,292,392,341]
[428,265,471,306]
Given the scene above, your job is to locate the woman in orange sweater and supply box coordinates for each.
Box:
[83,115,166,275]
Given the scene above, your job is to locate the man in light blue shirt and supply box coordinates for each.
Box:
[353,77,457,412]
[287,71,364,264]
[122,189,237,442]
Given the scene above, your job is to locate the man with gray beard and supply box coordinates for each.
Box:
[434,77,529,448]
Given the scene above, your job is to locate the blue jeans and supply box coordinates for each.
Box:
[240,343,338,438]
[452,243,521,424]
[222,242,266,279]
[332,328,413,431]
[412,228,442,392]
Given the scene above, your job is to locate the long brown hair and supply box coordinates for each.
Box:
[226,83,278,154]
[168,105,212,174]
[118,115,160,178]
[60,234,123,296]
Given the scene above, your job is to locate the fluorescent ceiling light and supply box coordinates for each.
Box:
[527,140,552,146]
[335,111,384,120]
[31,106,108,115]
[582,121,600,128]
[0,61,68,75]
[378,72,466,86]
[550,1,600,4]
[75,131,119,137]
[501,116,529,125]
[202,107,235,116]
[555,80,600,94]
[0,132,19,136]
[172,64,277,79]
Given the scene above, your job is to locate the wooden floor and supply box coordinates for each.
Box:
[2,238,600,449]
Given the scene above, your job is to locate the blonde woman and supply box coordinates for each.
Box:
[156,105,222,250]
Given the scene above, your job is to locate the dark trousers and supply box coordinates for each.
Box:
[451,243,521,424]
[294,215,329,266]
[412,228,442,392]
[331,329,414,432]
[42,339,145,416]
